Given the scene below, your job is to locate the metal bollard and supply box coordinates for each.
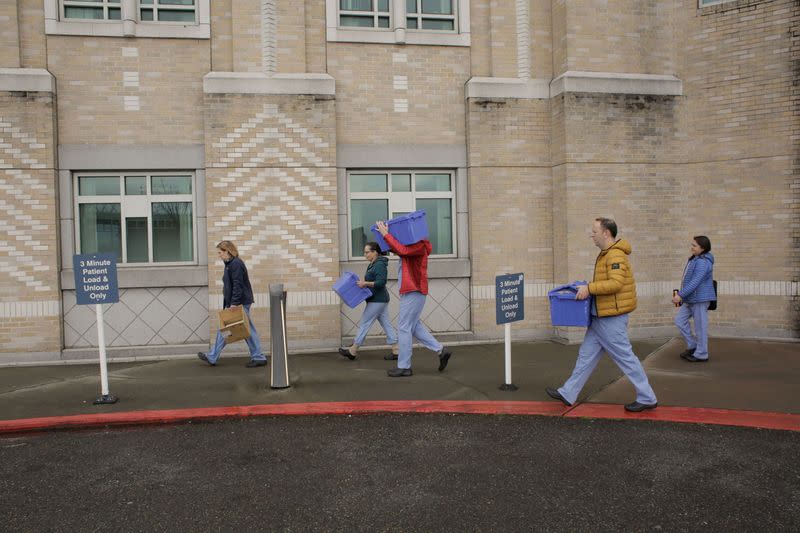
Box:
[269,283,290,389]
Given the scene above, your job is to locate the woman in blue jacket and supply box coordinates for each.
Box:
[672,235,715,362]
[339,242,399,360]
[198,240,268,367]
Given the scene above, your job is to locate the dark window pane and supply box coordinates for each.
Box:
[407,0,417,13]
[421,0,451,14]
[152,202,193,262]
[140,9,154,20]
[391,174,411,192]
[407,17,418,28]
[415,173,451,192]
[350,174,388,193]
[125,176,147,195]
[340,15,375,27]
[64,7,104,19]
[378,16,389,27]
[151,175,192,195]
[156,10,196,22]
[126,217,148,263]
[351,199,388,257]
[340,0,372,11]
[79,203,121,258]
[79,176,120,196]
[420,18,454,30]
[158,0,195,5]
[377,0,389,12]
[108,8,121,19]
[416,199,452,254]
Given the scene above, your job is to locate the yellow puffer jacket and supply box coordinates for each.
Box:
[588,239,637,317]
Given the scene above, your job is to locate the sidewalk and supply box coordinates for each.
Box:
[1,337,798,432]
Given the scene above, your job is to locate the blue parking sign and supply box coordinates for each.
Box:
[496,273,524,325]
[73,254,119,305]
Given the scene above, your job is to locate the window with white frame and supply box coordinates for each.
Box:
[348,170,455,259]
[75,173,196,265]
[63,0,121,20]
[329,0,468,45]
[699,0,736,6]
[406,0,455,31]
[340,0,391,28]
[139,0,197,23]
[61,0,196,22]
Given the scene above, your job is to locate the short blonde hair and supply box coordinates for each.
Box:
[216,240,239,258]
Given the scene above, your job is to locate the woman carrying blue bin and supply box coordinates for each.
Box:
[672,235,715,362]
[339,242,399,360]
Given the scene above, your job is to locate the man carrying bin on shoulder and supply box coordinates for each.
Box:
[546,218,658,412]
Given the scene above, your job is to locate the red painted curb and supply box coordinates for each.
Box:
[566,404,800,432]
[0,401,569,434]
[0,401,798,434]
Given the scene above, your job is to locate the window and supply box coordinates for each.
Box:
[340,0,391,28]
[75,173,196,265]
[406,0,455,31]
[348,170,455,258]
[327,0,469,46]
[63,0,121,20]
[47,1,209,38]
[140,0,197,23]
[699,0,735,6]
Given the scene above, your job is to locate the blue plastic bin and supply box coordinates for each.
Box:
[370,210,429,252]
[548,282,591,327]
[332,272,372,308]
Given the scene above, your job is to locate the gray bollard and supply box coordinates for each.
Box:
[269,283,290,389]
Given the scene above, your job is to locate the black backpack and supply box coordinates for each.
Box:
[708,280,718,311]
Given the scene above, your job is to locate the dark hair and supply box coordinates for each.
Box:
[365,241,387,256]
[693,235,711,253]
[595,218,618,238]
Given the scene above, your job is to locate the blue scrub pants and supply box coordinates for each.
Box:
[397,291,442,370]
[354,302,398,346]
[558,313,657,405]
[206,304,268,364]
[675,302,709,360]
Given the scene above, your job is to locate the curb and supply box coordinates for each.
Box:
[1,401,798,435]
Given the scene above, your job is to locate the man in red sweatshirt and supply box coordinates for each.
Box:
[375,221,452,377]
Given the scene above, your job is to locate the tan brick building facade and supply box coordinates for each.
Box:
[0,0,796,363]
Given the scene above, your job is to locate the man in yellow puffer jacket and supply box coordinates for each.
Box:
[546,218,658,412]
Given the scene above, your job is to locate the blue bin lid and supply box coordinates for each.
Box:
[548,282,588,299]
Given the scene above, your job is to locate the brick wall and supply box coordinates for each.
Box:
[47,37,209,145]
[0,91,61,354]
[203,94,340,349]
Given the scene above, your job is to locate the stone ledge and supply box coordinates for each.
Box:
[550,71,683,97]
[203,72,336,96]
[465,77,550,99]
[0,68,56,93]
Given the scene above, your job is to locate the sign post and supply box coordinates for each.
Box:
[73,253,120,405]
[495,273,524,391]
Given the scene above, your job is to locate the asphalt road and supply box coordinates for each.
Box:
[2,415,798,532]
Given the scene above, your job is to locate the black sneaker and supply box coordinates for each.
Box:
[245,359,267,368]
[197,352,215,366]
[679,348,696,360]
[387,368,412,377]
[624,401,658,413]
[545,387,572,407]
[685,354,708,363]
[338,347,356,360]
[383,353,398,361]
[437,347,452,372]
